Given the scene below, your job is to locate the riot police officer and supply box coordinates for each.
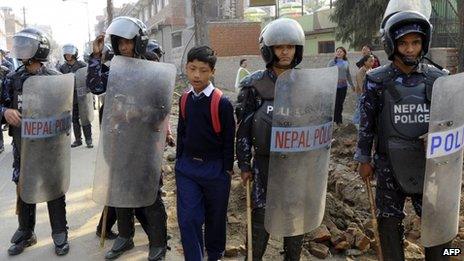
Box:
[0,28,70,256]
[235,18,306,260]
[355,6,451,261]
[87,17,170,261]
[59,44,93,148]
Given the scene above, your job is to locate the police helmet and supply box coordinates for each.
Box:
[106,16,149,57]
[62,44,78,60]
[259,18,305,68]
[381,10,432,61]
[11,27,50,62]
[145,39,164,61]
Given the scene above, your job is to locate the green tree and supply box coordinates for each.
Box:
[330,0,389,49]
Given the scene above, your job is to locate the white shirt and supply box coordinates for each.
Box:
[189,82,215,97]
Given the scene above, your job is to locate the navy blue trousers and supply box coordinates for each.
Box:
[175,156,231,261]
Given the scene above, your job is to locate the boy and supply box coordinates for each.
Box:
[175,46,235,261]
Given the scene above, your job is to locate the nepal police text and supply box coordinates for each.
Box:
[22,115,72,139]
[393,103,429,124]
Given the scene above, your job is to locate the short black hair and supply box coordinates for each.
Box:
[360,54,374,66]
[363,44,372,50]
[239,59,247,66]
[187,46,217,70]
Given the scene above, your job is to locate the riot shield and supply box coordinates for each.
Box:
[19,74,74,204]
[383,0,431,20]
[92,56,176,208]
[422,73,464,247]
[74,67,94,125]
[264,67,338,237]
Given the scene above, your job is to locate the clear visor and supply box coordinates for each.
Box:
[106,17,140,40]
[262,18,305,47]
[62,45,77,55]
[11,33,40,60]
[384,0,431,20]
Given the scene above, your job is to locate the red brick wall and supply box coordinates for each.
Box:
[208,22,261,56]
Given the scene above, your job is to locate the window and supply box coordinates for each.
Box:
[318,41,335,54]
[157,0,162,12]
[172,32,182,48]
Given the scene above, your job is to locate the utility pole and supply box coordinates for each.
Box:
[107,0,114,27]
[22,7,26,27]
[192,0,210,46]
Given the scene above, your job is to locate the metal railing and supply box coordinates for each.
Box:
[430,0,458,48]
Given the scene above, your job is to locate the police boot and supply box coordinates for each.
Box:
[246,208,270,261]
[8,229,37,256]
[82,124,93,148]
[71,140,82,148]
[283,235,304,261]
[148,244,166,261]
[425,241,451,261]
[52,231,69,256]
[378,217,405,261]
[105,236,134,259]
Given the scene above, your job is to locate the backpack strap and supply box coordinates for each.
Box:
[210,88,223,134]
[180,91,189,120]
[180,88,223,134]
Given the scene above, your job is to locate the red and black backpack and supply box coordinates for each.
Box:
[180,88,223,134]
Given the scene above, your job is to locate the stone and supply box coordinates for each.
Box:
[345,249,362,256]
[163,165,173,174]
[404,240,424,261]
[330,232,347,246]
[335,241,351,252]
[309,225,331,243]
[355,231,371,252]
[166,153,176,162]
[224,246,240,257]
[308,242,330,259]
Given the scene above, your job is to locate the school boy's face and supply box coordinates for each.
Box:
[118,38,135,57]
[186,59,215,91]
[396,33,423,61]
[273,45,295,67]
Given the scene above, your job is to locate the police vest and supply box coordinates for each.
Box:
[371,64,446,194]
[251,72,275,156]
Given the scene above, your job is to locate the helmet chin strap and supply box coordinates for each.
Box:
[272,57,294,70]
[398,53,421,67]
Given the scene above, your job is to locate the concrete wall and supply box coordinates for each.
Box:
[214,50,389,91]
[213,48,458,114]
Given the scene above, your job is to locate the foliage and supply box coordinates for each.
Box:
[330,0,389,49]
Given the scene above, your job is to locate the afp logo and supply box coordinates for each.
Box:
[443,248,461,256]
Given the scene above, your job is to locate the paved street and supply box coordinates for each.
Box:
[0,119,185,261]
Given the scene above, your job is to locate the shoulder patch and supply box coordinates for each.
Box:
[421,63,447,79]
[366,64,395,84]
[239,70,264,89]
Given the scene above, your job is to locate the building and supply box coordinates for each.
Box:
[99,0,247,69]
[0,11,6,49]
[1,7,23,51]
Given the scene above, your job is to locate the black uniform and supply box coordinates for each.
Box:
[87,54,168,259]
[236,69,304,260]
[59,60,92,146]
[0,65,69,255]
